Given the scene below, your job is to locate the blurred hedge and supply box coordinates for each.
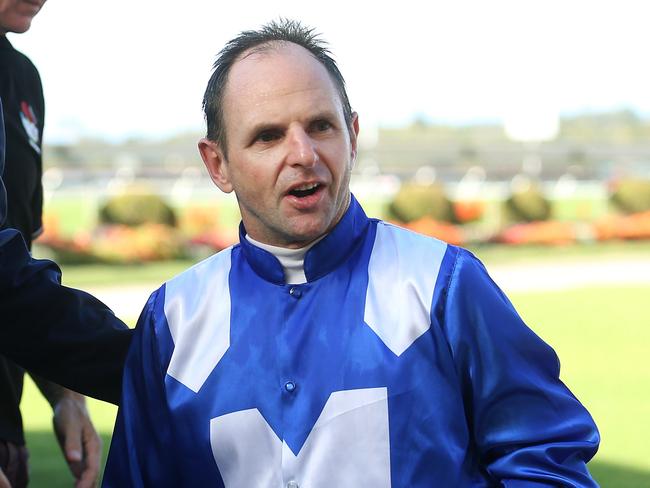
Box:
[505,185,552,222]
[610,179,650,214]
[385,183,455,223]
[99,192,177,227]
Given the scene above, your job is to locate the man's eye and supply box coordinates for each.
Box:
[313,120,332,132]
[256,131,281,143]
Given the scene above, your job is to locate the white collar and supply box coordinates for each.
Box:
[245,235,323,284]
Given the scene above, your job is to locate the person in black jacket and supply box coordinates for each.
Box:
[0,48,130,406]
[0,102,131,487]
[0,2,129,486]
[0,11,130,408]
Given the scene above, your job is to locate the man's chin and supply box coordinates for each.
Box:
[282,220,330,248]
[285,230,327,249]
[279,198,348,247]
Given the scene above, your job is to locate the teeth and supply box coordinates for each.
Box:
[294,183,318,191]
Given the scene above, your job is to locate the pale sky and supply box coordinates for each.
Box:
[9,0,650,143]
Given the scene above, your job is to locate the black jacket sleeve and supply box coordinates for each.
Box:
[1,97,7,226]
[0,228,132,404]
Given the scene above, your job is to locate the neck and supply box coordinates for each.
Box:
[245,234,325,284]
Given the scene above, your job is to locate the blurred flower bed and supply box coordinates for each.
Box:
[38,190,239,264]
[37,178,650,263]
[386,178,650,247]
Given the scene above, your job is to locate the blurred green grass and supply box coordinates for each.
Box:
[22,382,117,487]
[470,240,650,264]
[55,259,197,287]
[510,285,650,486]
[22,260,650,488]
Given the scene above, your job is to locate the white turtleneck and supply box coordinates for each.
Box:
[245,235,324,284]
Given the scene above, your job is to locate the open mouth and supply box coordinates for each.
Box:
[289,183,321,198]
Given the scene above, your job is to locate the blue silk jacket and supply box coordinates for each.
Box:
[104,196,599,487]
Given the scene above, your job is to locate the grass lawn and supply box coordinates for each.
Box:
[469,240,650,266]
[20,261,650,486]
[56,259,197,288]
[21,384,117,487]
[509,285,650,487]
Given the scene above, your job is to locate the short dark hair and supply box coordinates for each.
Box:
[202,19,354,153]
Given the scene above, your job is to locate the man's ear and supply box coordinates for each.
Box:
[349,112,360,167]
[198,138,233,193]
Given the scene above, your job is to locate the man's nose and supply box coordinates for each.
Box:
[286,126,318,167]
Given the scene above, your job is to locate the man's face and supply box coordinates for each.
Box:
[0,0,46,35]
[199,43,359,248]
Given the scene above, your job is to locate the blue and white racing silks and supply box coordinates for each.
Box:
[104,196,599,487]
